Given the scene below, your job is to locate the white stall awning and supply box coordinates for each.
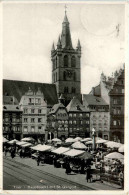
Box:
[63,149,85,157]
[52,147,70,154]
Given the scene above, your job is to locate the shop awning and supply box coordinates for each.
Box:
[21,137,34,142]
[21,143,32,147]
[52,147,70,154]
[16,141,28,146]
[104,141,123,148]
[71,141,86,149]
[8,139,19,144]
[78,152,93,160]
[63,149,85,157]
[118,145,124,153]
[96,139,108,144]
[3,137,9,143]
[31,144,52,152]
[105,152,124,160]
[81,138,92,142]
[65,138,75,143]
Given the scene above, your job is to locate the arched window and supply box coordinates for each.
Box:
[63,71,66,80]
[64,87,69,93]
[64,55,68,67]
[74,72,76,81]
[71,87,76,93]
[55,57,57,69]
[56,72,57,81]
[71,56,76,67]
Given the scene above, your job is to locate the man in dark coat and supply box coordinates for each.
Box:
[37,155,41,166]
[86,166,92,182]
[65,161,71,175]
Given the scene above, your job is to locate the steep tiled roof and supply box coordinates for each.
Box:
[89,84,101,96]
[83,95,108,106]
[49,103,65,114]
[66,96,87,112]
[3,96,19,105]
[3,105,22,112]
[3,79,58,107]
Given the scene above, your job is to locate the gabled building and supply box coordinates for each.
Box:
[19,88,47,141]
[3,95,22,140]
[83,95,110,140]
[109,68,124,143]
[66,96,90,138]
[46,97,68,141]
[51,12,82,106]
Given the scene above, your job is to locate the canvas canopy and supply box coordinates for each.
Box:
[105,152,124,160]
[21,137,34,142]
[52,138,61,142]
[63,149,85,157]
[85,140,93,145]
[81,138,92,142]
[65,138,75,143]
[16,141,28,146]
[52,147,70,154]
[74,137,82,142]
[31,144,52,152]
[3,137,9,143]
[8,139,19,144]
[78,152,93,160]
[105,141,123,148]
[71,141,86,149]
[118,145,124,153]
[21,143,32,147]
[96,139,108,144]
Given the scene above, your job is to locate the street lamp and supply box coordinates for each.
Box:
[92,128,96,152]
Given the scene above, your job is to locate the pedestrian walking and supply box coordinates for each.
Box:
[86,166,92,182]
[65,161,71,175]
[5,147,8,157]
[37,155,41,166]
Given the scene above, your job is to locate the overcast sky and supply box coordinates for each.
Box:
[3,2,125,93]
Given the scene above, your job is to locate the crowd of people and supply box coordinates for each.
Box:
[3,139,124,189]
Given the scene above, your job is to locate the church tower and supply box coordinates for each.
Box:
[51,10,81,105]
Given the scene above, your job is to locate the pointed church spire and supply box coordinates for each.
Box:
[57,36,62,49]
[76,39,81,50]
[60,6,73,49]
[51,42,55,51]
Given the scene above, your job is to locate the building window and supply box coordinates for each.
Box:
[55,57,57,69]
[113,99,117,104]
[38,118,42,123]
[35,98,41,105]
[63,71,66,80]
[17,126,20,132]
[73,121,76,124]
[31,126,35,132]
[71,56,76,67]
[79,113,82,117]
[69,128,72,133]
[31,118,35,123]
[122,89,124,94]
[38,126,42,130]
[86,121,89,124]
[17,118,20,122]
[64,87,69,93]
[24,118,28,123]
[113,120,117,126]
[38,109,42,114]
[55,72,57,81]
[64,55,68,67]
[24,108,28,114]
[86,113,89,117]
[24,126,28,132]
[29,98,34,104]
[80,121,83,124]
[69,121,72,124]
[73,114,76,117]
[74,72,76,81]
[31,109,35,114]
[69,114,72,118]
[71,87,76,93]
[118,120,121,125]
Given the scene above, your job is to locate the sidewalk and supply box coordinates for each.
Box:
[4,154,121,191]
